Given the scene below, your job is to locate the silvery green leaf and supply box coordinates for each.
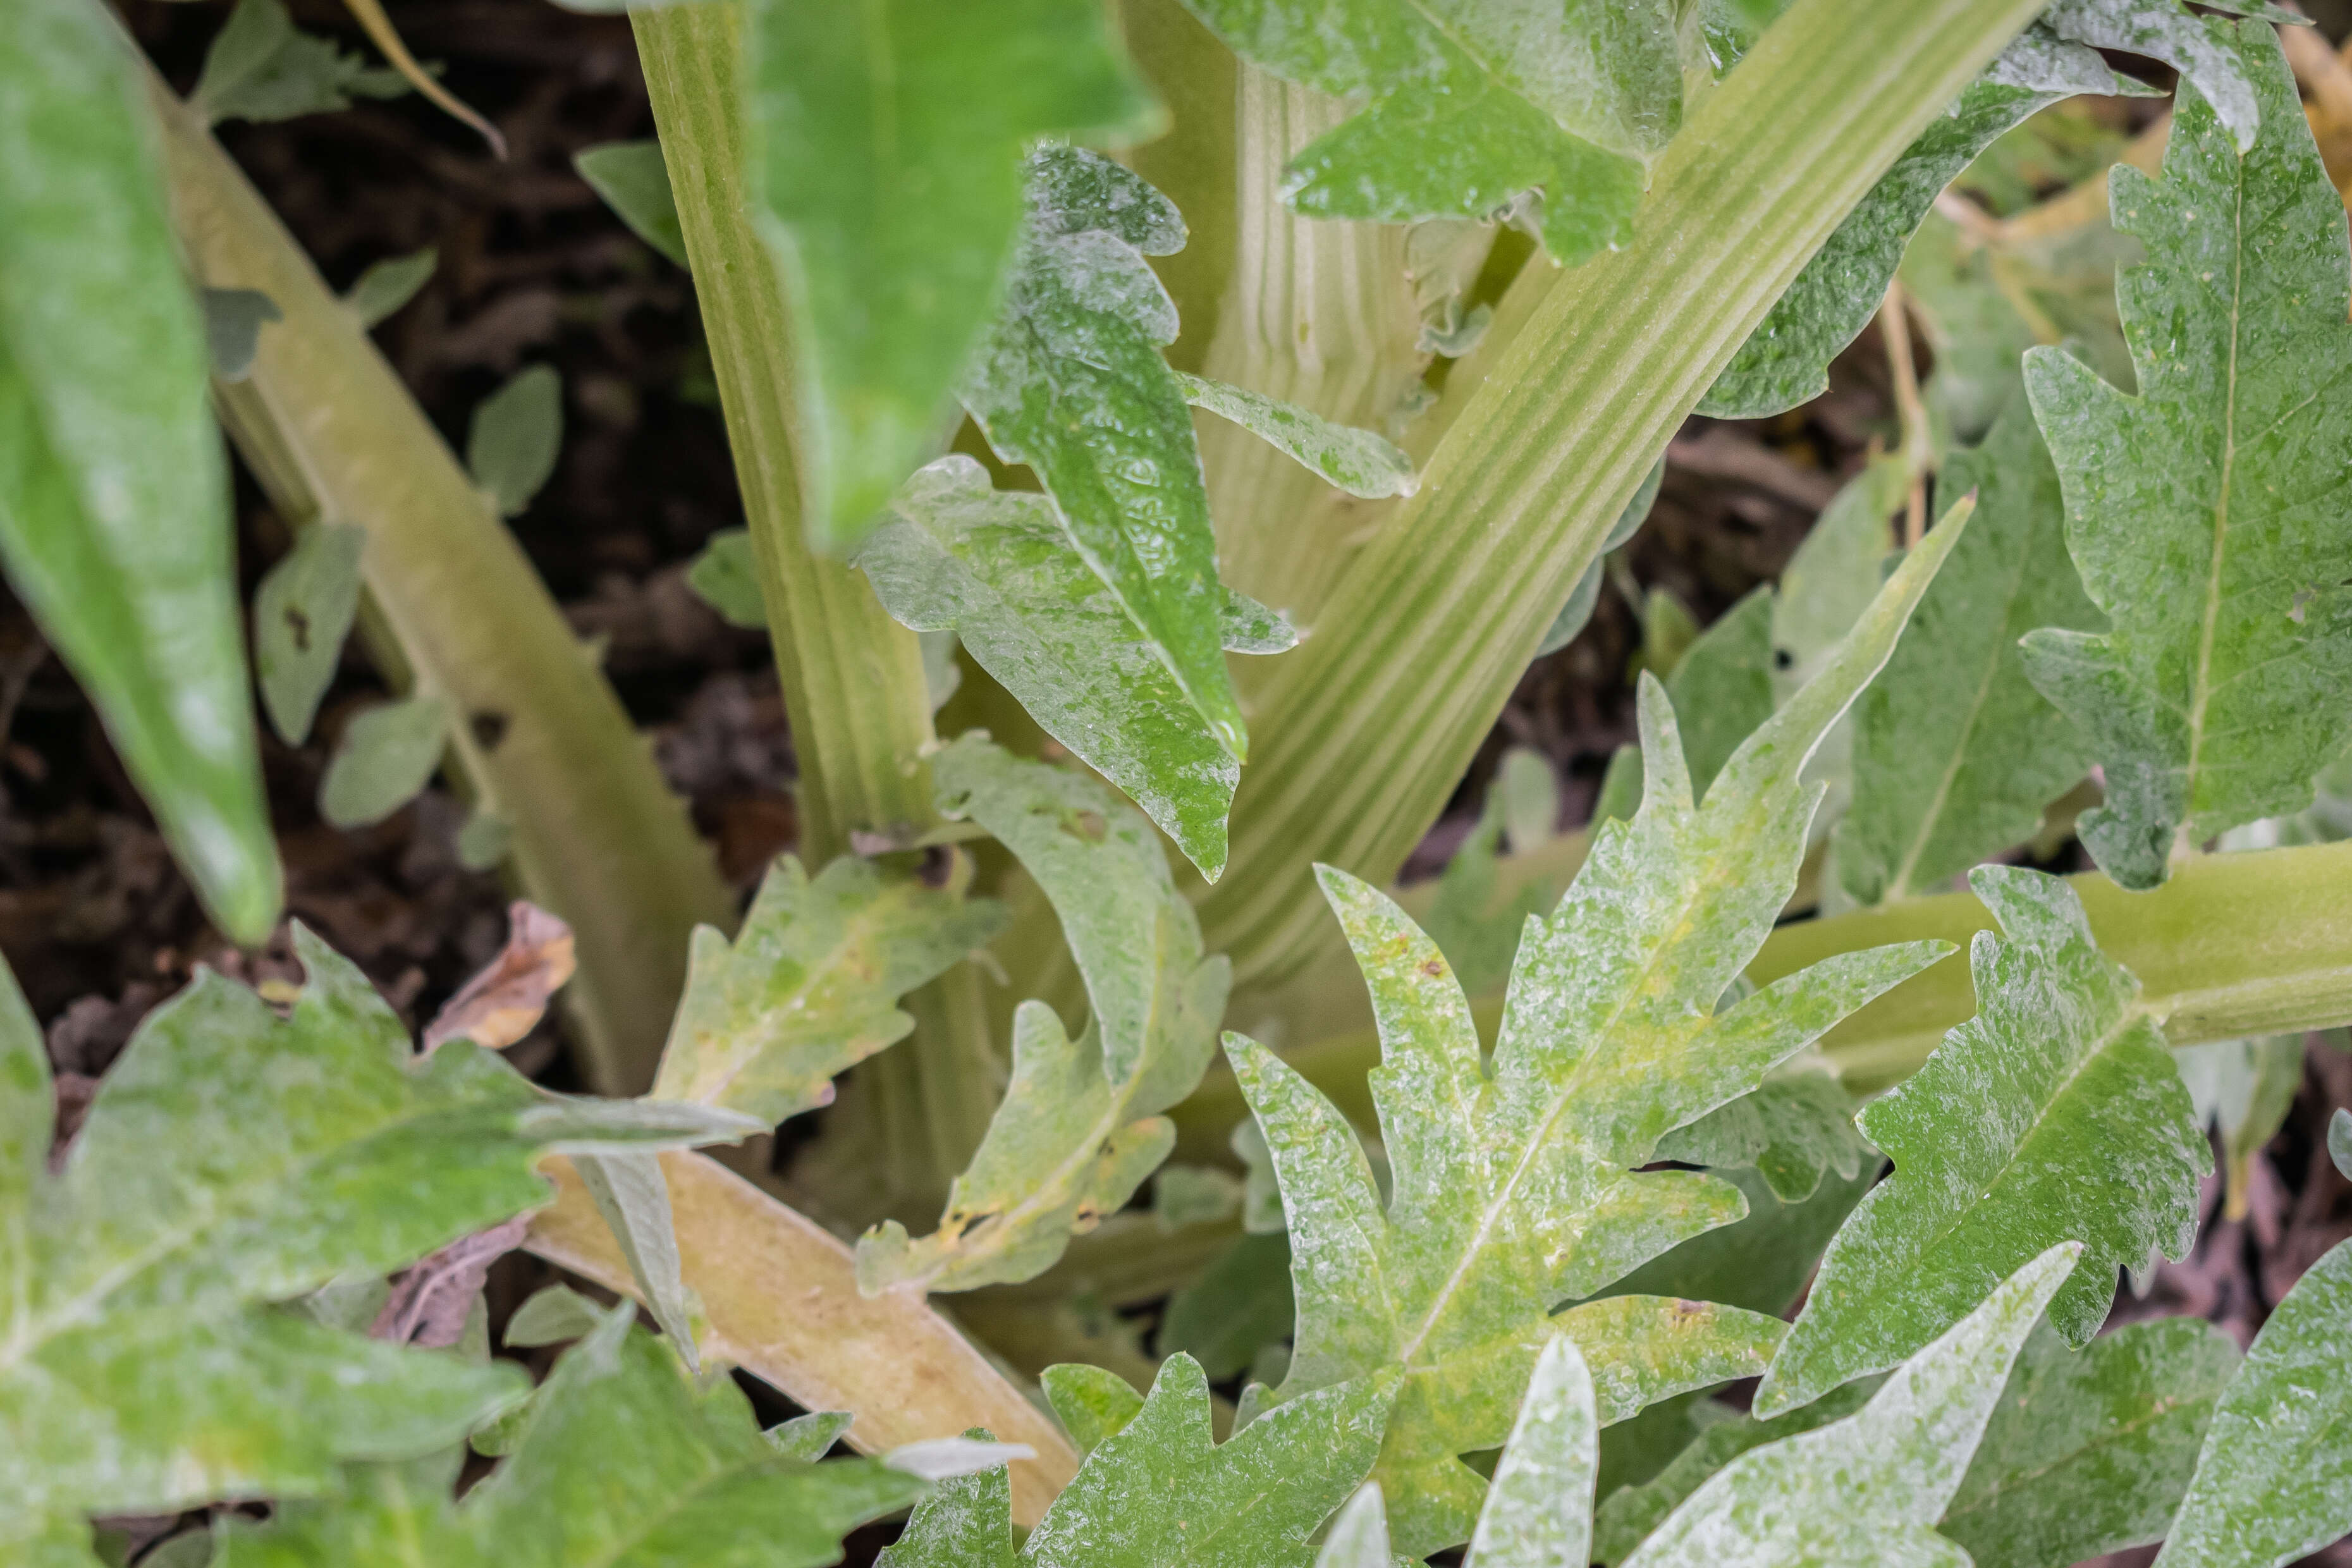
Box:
[344,247,437,329]
[571,1151,704,1372]
[2332,1107,2352,1180]
[455,809,512,872]
[192,0,408,126]
[0,925,753,1530]
[1651,1071,1867,1204]
[575,140,688,268]
[1897,212,2041,445]
[254,523,365,746]
[319,693,447,830]
[1593,1163,1875,1321]
[1591,1380,1879,1564]
[1235,1117,1285,1235]
[1175,0,1683,264]
[857,738,1227,1293]
[1539,458,1663,659]
[1423,749,1562,997]
[1157,1232,1294,1383]
[1758,867,2210,1418]
[1837,401,2098,904]
[857,457,1295,879]
[960,148,1246,762]
[466,365,562,518]
[1042,1364,1144,1457]
[2021,24,2352,888]
[650,853,1003,1127]
[768,1410,855,1463]
[201,287,281,382]
[1152,1165,1242,1233]
[2176,1032,2305,1220]
[1660,587,1773,799]
[1,0,279,941]
[745,0,1158,548]
[1771,460,1908,694]
[920,629,962,713]
[2041,1,2291,153]
[1225,509,1970,1555]
[1621,1245,2081,1568]
[501,1284,604,1349]
[1700,34,2117,419]
[1464,1338,1597,1568]
[1939,1316,2239,1568]
[685,529,765,630]
[886,1437,1037,1481]
[2153,1236,2352,1567]
[1316,1485,1392,1568]
[1173,373,1416,499]
[220,1308,928,1567]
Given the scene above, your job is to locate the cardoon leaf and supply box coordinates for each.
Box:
[858,458,1295,879]
[254,523,365,747]
[0,932,741,1536]
[1837,399,2099,905]
[2152,1235,2352,1567]
[1701,32,2122,418]
[879,1356,1395,1568]
[1174,0,1684,264]
[745,0,1158,548]
[1173,374,1416,500]
[1652,1072,1868,1204]
[191,0,408,126]
[857,738,1228,1293]
[1939,1316,2239,1568]
[1225,508,1970,1555]
[1,0,278,939]
[2040,1,2300,153]
[218,1308,928,1568]
[575,140,687,267]
[2021,22,2352,888]
[650,852,1004,1128]
[1620,1245,2081,1568]
[1464,1338,1598,1568]
[1758,867,2210,1418]
[1593,1164,1875,1321]
[960,147,1247,761]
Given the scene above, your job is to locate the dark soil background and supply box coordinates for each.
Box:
[28,5,2352,1563]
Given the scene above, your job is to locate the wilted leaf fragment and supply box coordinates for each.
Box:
[192,0,407,126]
[222,1308,927,1568]
[576,140,689,268]
[2021,24,2352,888]
[0,930,740,1537]
[1758,867,2209,1419]
[859,458,1295,879]
[255,523,365,745]
[0,0,279,941]
[1173,374,1415,499]
[652,853,1002,1129]
[857,739,1228,1293]
[1837,400,2098,904]
[746,0,1158,549]
[961,147,1246,761]
[423,899,575,1053]
[319,693,448,829]
[2153,1236,2352,1567]
[1176,0,1681,264]
[467,365,563,518]
[1227,511,1969,1555]
[1620,1246,2081,1568]
[1939,1316,2239,1568]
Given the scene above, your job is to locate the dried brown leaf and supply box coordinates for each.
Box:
[422,900,575,1053]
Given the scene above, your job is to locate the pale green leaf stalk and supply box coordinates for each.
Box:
[0,0,279,942]
[651,854,1005,1129]
[1837,399,2098,904]
[1172,372,1415,499]
[253,521,365,745]
[2153,1235,2352,1567]
[857,457,1295,879]
[960,146,1247,761]
[1758,866,2211,1418]
[1699,30,2123,417]
[1464,1338,1598,1568]
[1225,506,1969,1555]
[2021,22,2352,888]
[0,933,745,1541]
[575,140,688,268]
[317,692,448,830]
[1939,1317,2240,1568]
[1194,0,2049,995]
[1620,1244,2081,1568]
[881,1354,1395,1568]
[216,1309,929,1568]
[1173,0,1683,265]
[857,738,1228,1294]
[744,0,1160,548]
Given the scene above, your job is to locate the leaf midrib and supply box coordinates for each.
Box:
[2179,143,2250,846]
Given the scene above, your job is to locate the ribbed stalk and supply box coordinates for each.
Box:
[1197,0,2049,992]
[153,89,732,1096]
[632,3,989,1204]
[1171,838,2352,1160]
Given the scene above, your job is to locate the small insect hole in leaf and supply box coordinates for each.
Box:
[471,711,510,750]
